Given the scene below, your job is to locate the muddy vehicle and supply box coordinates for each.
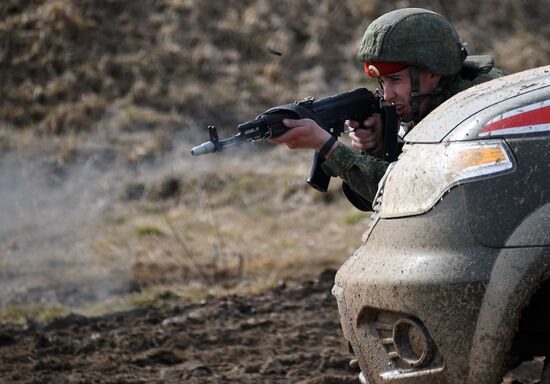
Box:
[333,66,550,383]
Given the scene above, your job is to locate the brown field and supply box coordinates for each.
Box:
[0,1,548,383]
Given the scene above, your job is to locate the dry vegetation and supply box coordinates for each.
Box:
[54,144,371,322]
[0,0,549,320]
[1,0,548,135]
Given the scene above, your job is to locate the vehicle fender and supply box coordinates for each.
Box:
[467,246,550,384]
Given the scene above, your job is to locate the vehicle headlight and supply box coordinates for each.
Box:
[378,140,516,219]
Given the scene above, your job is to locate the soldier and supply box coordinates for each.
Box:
[270,8,507,210]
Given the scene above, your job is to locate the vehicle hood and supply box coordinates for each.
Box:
[405,66,550,143]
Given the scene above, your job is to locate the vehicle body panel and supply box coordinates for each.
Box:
[334,189,497,383]
[466,136,550,247]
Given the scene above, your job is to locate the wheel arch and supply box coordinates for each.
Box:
[467,246,550,384]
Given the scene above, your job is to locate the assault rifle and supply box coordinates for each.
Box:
[191,88,399,192]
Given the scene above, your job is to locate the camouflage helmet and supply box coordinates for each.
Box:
[358,8,467,76]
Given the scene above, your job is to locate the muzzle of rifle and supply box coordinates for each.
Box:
[190,141,216,156]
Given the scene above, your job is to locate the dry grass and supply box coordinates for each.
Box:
[95,146,369,298]
[1,0,547,135]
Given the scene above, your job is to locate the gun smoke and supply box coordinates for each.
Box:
[0,140,130,307]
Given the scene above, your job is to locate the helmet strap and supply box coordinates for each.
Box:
[408,66,443,123]
[409,66,422,122]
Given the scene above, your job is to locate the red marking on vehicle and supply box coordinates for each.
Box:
[480,101,550,137]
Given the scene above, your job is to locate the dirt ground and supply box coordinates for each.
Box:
[1,272,546,384]
[0,269,361,384]
[0,2,549,383]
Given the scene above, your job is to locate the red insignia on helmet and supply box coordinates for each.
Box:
[364,62,407,78]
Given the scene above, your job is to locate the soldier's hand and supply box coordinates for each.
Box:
[347,113,383,153]
[269,118,334,153]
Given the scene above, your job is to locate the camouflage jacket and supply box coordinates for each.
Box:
[322,66,508,209]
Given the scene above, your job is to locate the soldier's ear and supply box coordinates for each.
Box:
[427,72,442,88]
[418,69,441,90]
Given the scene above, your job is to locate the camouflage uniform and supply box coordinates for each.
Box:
[321,8,508,208]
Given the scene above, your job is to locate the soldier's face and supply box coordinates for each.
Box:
[380,68,441,120]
